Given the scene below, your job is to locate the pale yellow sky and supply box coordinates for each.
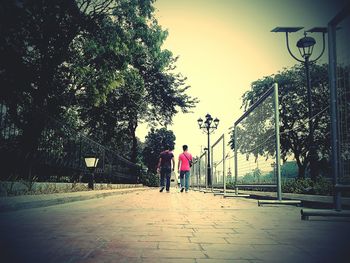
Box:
[136,0,346,159]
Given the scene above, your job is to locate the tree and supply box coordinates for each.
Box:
[142,128,176,173]
[110,2,197,160]
[230,64,330,179]
[0,0,119,178]
[75,1,197,162]
[1,0,197,178]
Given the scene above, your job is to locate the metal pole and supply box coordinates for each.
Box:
[234,124,238,195]
[198,156,201,190]
[207,129,211,188]
[211,142,214,192]
[305,56,317,180]
[195,161,199,190]
[205,151,208,189]
[274,83,282,201]
[88,170,94,190]
[210,146,216,192]
[328,22,341,210]
[194,158,196,189]
[197,160,200,190]
[223,135,226,194]
[196,157,201,191]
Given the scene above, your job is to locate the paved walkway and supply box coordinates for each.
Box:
[1,188,349,263]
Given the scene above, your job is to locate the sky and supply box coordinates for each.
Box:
[136,0,347,160]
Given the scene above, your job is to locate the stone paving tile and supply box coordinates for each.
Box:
[225,237,279,245]
[193,232,232,238]
[142,259,195,263]
[104,241,158,249]
[78,253,142,263]
[190,236,229,244]
[197,226,236,231]
[142,248,207,259]
[158,241,201,250]
[201,244,254,251]
[197,260,250,263]
[139,235,190,242]
[160,229,195,237]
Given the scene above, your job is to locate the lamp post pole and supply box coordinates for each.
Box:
[207,127,211,187]
[207,130,212,187]
[198,114,219,188]
[84,155,99,190]
[304,55,317,180]
[271,27,326,179]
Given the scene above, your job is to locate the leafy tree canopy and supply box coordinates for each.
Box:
[0,0,197,175]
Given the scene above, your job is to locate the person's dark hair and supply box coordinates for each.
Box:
[182,145,188,151]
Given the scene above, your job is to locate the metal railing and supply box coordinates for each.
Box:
[233,83,283,200]
[328,4,350,210]
[0,105,141,184]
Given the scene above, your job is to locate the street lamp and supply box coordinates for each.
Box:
[271,26,327,180]
[197,114,219,187]
[84,155,99,190]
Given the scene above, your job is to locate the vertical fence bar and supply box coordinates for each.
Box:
[274,83,282,201]
[211,144,214,192]
[234,125,238,195]
[198,156,201,190]
[223,135,226,194]
[205,151,208,189]
[198,151,206,190]
[196,158,199,190]
[328,17,341,210]
[211,143,214,190]
[211,134,225,193]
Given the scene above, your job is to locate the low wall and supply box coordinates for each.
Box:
[0,181,143,196]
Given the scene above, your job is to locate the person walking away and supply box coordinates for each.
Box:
[157,146,175,192]
[178,145,192,192]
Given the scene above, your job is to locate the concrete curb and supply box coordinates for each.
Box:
[208,188,350,207]
[0,187,150,212]
[238,189,350,206]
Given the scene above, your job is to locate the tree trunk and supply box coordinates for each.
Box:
[20,110,46,180]
[294,154,306,179]
[128,118,138,163]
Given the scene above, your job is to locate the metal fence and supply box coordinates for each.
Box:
[192,151,207,190]
[234,83,283,200]
[0,104,141,184]
[328,4,350,209]
[211,134,226,193]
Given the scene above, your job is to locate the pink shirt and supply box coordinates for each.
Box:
[178,152,192,171]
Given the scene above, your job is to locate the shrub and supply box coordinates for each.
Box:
[138,172,158,187]
[282,177,333,196]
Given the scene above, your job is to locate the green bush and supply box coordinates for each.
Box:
[138,172,158,187]
[282,177,333,196]
[225,177,334,196]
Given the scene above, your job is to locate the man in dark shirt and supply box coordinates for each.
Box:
[157,146,175,192]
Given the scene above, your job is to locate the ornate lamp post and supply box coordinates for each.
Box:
[84,155,99,190]
[197,114,219,187]
[271,27,327,179]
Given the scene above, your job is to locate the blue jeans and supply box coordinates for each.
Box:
[160,167,171,191]
[180,171,190,191]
